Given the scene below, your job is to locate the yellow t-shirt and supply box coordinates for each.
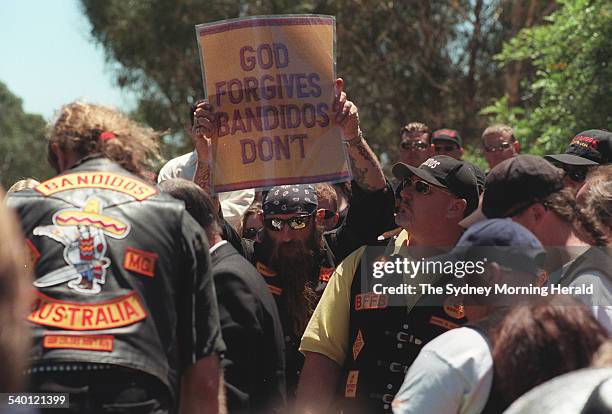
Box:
[299,246,366,365]
[300,230,411,365]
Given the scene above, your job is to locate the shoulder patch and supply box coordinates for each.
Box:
[35,172,157,201]
[123,247,157,278]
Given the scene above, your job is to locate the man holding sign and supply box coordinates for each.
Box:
[193,77,396,396]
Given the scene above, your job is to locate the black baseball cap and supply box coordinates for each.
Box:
[482,155,564,218]
[544,129,612,166]
[432,128,462,147]
[392,155,479,215]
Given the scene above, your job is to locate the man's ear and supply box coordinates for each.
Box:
[50,142,66,172]
[315,209,325,226]
[514,140,521,154]
[448,198,467,219]
[484,261,504,285]
[531,203,548,225]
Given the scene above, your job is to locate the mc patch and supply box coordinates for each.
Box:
[43,334,114,352]
[123,247,157,278]
[33,197,130,295]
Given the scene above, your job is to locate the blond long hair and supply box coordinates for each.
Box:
[47,102,162,177]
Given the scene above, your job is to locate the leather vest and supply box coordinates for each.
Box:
[338,254,466,414]
[560,247,612,286]
[7,158,214,398]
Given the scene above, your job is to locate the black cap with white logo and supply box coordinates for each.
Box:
[392,155,480,215]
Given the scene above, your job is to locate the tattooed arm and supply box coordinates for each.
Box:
[192,101,220,210]
[333,78,386,192]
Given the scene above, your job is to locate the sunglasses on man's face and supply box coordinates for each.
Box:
[483,141,512,152]
[242,227,259,239]
[402,177,446,195]
[434,144,458,152]
[552,162,588,182]
[264,215,312,232]
[401,141,429,151]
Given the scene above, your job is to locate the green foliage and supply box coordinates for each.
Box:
[79,0,520,162]
[0,82,54,188]
[483,0,612,154]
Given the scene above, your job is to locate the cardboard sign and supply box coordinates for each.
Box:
[196,15,350,193]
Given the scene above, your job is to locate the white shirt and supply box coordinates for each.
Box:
[158,151,255,230]
[392,327,493,414]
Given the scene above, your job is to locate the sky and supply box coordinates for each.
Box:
[0,0,136,120]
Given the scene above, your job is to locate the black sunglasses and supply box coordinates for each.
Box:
[401,141,429,151]
[264,215,312,231]
[483,141,512,152]
[242,227,259,239]
[434,144,458,152]
[402,177,447,195]
[552,162,588,182]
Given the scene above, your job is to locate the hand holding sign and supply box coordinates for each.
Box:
[192,100,215,161]
[333,78,361,141]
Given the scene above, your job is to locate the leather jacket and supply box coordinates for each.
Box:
[7,157,225,398]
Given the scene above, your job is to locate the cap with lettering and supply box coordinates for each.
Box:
[392,155,479,215]
[544,129,612,166]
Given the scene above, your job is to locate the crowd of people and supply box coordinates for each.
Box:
[0,78,611,414]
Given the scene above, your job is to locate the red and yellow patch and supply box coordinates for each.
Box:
[443,296,465,320]
[319,267,334,282]
[28,291,147,331]
[256,262,277,277]
[267,284,283,296]
[345,370,359,397]
[429,315,460,331]
[354,292,388,311]
[123,247,157,278]
[35,172,157,201]
[43,334,114,352]
[352,330,365,360]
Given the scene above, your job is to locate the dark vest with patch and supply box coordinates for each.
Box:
[337,255,466,414]
[7,158,214,400]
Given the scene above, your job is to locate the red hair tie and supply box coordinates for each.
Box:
[99,131,116,141]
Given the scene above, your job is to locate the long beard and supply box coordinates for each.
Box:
[263,228,323,336]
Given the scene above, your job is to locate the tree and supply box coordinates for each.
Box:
[79,0,555,167]
[0,81,54,188]
[482,0,612,154]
